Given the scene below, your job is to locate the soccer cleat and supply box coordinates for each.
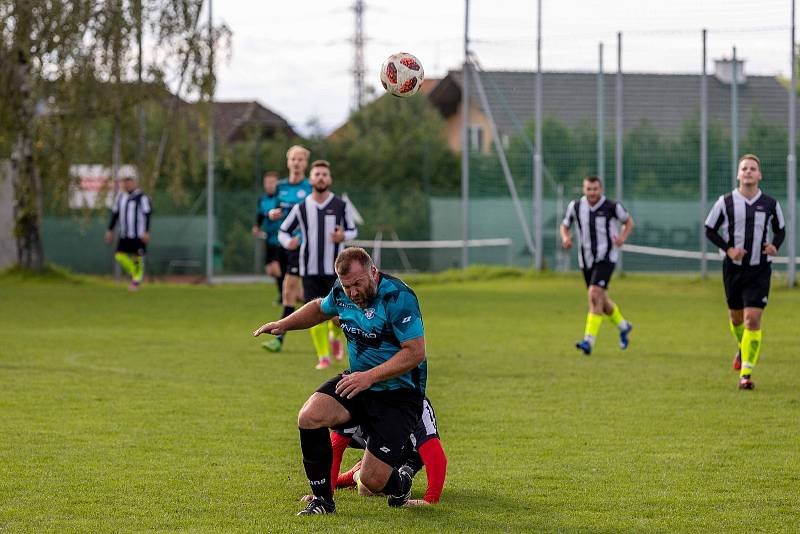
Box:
[315,357,331,370]
[127,280,140,292]
[262,338,282,353]
[296,496,335,516]
[575,340,592,356]
[619,323,633,350]
[387,466,414,507]
[331,338,344,361]
[738,375,755,390]
[733,349,742,371]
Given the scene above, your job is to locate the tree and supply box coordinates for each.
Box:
[0,0,228,271]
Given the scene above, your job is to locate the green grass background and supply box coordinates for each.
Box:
[1,271,799,532]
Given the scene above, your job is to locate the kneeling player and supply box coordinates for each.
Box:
[331,396,446,506]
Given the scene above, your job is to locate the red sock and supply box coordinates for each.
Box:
[337,458,362,488]
[418,438,447,503]
[329,432,351,494]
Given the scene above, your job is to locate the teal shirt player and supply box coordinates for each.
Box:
[275,177,311,241]
[257,194,281,245]
[320,273,427,393]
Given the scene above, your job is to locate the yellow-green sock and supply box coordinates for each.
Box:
[328,320,345,342]
[114,252,137,278]
[310,323,330,360]
[584,313,603,345]
[132,256,144,282]
[730,321,744,349]
[607,304,630,331]
[740,328,762,378]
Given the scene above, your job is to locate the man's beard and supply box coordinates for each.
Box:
[314,184,329,193]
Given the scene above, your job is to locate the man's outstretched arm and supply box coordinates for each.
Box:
[253,299,333,337]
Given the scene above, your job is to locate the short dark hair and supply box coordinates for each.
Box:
[335,247,374,276]
[311,159,330,170]
[584,175,602,185]
[263,171,279,179]
[739,153,761,170]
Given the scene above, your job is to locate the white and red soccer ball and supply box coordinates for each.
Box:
[379,53,424,97]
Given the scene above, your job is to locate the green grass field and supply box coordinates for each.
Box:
[1,270,799,532]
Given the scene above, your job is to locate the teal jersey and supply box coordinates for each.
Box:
[276,177,311,223]
[256,193,281,245]
[320,273,426,393]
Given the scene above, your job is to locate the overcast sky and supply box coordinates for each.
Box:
[212,0,796,135]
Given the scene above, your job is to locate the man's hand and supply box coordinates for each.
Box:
[141,231,150,244]
[727,247,747,262]
[268,208,283,221]
[253,321,285,337]
[335,371,375,399]
[613,235,625,248]
[562,235,572,250]
[286,236,300,250]
[331,225,345,244]
[763,242,778,256]
[251,225,263,237]
[405,499,432,507]
[104,230,113,244]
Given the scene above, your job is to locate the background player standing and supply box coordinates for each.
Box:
[104,174,152,291]
[252,171,284,304]
[561,175,634,355]
[704,154,785,390]
[278,160,356,369]
[261,145,312,353]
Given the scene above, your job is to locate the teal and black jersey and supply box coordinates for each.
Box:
[255,193,281,245]
[276,177,311,226]
[320,273,426,393]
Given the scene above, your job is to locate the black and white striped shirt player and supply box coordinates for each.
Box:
[108,188,152,255]
[278,193,357,300]
[705,188,785,309]
[562,194,630,288]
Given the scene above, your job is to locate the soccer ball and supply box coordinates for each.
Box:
[379,53,424,97]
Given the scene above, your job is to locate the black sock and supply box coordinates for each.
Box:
[299,427,333,501]
[381,468,403,496]
[276,275,284,301]
[278,306,294,343]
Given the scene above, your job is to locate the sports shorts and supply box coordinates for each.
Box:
[317,373,423,467]
[283,248,300,276]
[582,260,615,289]
[723,260,771,309]
[303,275,337,303]
[116,237,146,255]
[264,243,281,265]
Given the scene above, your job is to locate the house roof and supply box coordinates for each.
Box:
[214,101,296,143]
[428,69,794,137]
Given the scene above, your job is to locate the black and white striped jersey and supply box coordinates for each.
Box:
[108,189,152,239]
[562,195,630,269]
[705,189,785,267]
[278,193,357,276]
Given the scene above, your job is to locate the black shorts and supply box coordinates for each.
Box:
[264,244,281,266]
[116,238,146,255]
[583,261,615,289]
[303,275,337,303]
[317,374,423,466]
[723,260,772,309]
[283,248,300,276]
[334,397,439,451]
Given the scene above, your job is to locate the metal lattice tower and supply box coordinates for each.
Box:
[352,0,366,111]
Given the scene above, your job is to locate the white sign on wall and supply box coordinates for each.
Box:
[68,165,137,209]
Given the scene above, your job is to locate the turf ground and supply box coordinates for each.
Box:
[1,270,799,532]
